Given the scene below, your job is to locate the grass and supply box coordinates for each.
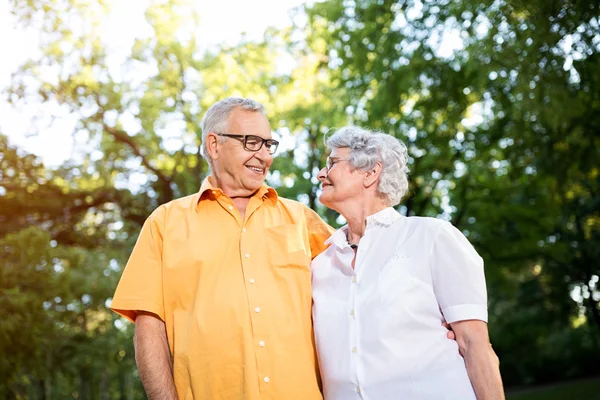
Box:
[506,377,600,400]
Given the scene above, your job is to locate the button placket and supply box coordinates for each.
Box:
[239,224,268,389]
[346,244,361,395]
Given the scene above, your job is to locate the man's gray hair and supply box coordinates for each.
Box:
[326,126,410,206]
[200,97,267,161]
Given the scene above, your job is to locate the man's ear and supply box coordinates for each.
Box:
[364,162,382,188]
[205,132,220,160]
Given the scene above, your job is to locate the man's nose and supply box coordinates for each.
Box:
[255,144,273,161]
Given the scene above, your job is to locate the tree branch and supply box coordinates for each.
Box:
[103,125,175,203]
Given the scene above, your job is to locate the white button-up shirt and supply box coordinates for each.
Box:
[312,207,487,400]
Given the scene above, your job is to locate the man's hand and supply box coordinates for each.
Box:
[450,320,505,400]
[134,311,178,400]
[442,321,456,341]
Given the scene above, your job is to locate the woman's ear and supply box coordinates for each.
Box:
[364,162,382,188]
[205,132,220,160]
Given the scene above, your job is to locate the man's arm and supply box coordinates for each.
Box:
[450,320,504,400]
[134,311,178,400]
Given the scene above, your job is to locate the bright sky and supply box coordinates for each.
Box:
[0,0,310,166]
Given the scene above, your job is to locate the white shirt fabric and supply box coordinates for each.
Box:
[312,207,488,400]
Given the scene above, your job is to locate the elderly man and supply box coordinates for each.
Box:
[111,97,333,399]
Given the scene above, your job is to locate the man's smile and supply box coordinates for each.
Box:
[245,165,265,174]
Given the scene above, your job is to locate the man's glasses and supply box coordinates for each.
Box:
[325,157,351,172]
[216,133,279,155]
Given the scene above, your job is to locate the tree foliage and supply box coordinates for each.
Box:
[305,0,600,384]
[1,0,599,397]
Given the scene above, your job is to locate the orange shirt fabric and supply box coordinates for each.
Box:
[110,178,334,400]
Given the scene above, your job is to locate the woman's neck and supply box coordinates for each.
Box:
[340,199,388,245]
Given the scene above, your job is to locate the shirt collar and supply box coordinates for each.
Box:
[324,207,402,249]
[365,207,401,228]
[325,225,350,249]
[196,176,278,209]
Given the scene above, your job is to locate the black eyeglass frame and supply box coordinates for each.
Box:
[215,133,279,155]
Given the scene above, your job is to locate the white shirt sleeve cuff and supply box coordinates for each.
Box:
[442,304,488,324]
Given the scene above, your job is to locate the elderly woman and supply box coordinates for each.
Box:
[312,126,504,400]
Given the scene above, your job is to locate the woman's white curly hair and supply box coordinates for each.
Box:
[326,126,410,206]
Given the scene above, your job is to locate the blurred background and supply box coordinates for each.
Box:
[1,0,599,398]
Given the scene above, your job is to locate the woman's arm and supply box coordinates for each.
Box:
[450,319,504,400]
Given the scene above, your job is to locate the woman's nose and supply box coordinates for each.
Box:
[317,167,328,181]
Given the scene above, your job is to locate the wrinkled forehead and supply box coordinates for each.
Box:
[228,109,272,138]
[328,147,350,159]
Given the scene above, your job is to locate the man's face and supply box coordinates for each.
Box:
[212,108,273,196]
[317,147,364,211]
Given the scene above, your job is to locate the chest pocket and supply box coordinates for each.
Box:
[264,224,312,332]
[264,224,310,270]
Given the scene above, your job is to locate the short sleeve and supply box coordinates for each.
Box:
[110,207,165,323]
[303,206,335,260]
[431,221,488,324]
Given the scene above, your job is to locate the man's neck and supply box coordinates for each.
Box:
[232,197,251,220]
[208,174,259,199]
[208,175,258,221]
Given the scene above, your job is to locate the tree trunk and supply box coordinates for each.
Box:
[100,369,109,400]
[307,126,319,210]
[38,378,46,400]
[118,369,127,400]
[79,370,89,400]
[404,196,413,216]
[585,282,600,339]
[126,372,135,400]
[44,351,52,400]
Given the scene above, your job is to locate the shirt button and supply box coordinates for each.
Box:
[255,307,261,313]
[350,309,355,316]
[249,278,255,284]
[242,228,247,233]
[356,386,361,393]
[264,376,270,383]
[244,253,250,259]
[259,340,265,347]
[228,205,233,210]
[352,346,357,353]
[352,276,357,283]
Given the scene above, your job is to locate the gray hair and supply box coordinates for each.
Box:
[200,97,266,161]
[326,126,410,206]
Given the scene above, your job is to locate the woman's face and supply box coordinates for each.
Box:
[317,147,366,211]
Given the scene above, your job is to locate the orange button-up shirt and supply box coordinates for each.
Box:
[111,178,334,399]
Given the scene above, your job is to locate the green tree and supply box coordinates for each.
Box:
[304,0,600,385]
[4,0,598,395]
[2,0,347,396]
